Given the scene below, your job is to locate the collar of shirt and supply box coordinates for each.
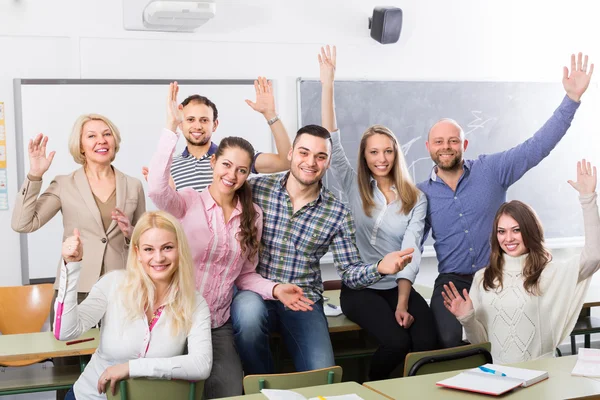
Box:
[428,159,473,182]
[200,186,243,218]
[181,142,218,160]
[369,176,398,201]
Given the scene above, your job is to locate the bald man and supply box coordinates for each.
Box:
[417,53,594,348]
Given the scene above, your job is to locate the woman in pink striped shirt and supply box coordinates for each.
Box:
[147,82,312,399]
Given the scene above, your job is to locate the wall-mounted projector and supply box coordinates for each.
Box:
[123,0,216,32]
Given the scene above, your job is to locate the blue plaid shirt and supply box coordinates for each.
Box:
[249,173,383,302]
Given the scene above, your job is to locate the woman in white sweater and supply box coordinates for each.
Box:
[443,159,600,364]
[54,211,212,399]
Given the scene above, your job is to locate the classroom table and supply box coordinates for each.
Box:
[0,328,99,364]
[363,355,600,400]
[0,329,99,395]
[218,381,388,399]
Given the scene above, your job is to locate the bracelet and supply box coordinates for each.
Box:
[267,115,280,126]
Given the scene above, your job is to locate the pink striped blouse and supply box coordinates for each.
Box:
[148,129,276,328]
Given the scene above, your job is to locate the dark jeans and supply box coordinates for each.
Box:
[231,290,335,374]
[430,273,474,348]
[340,284,439,380]
[204,321,244,399]
[64,387,76,400]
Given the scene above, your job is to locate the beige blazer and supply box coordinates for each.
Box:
[12,167,146,293]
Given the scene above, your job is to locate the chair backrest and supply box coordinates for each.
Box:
[243,366,343,395]
[0,283,54,334]
[106,378,204,400]
[404,342,493,377]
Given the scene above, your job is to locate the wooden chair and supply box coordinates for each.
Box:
[0,283,55,367]
[242,366,343,394]
[106,378,204,400]
[403,342,492,377]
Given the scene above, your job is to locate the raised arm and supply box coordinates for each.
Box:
[320,45,337,133]
[54,229,108,341]
[567,159,600,281]
[11,134,61,232]
[486,53,594,188]
[147,82,190,218]
[247,77,291,174]
[319,45,358,192]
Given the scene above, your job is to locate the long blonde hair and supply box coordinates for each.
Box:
[357,125,419,216]
[120,211,196,336]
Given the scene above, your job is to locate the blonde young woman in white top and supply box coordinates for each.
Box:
[55,211,212,399]
[443,159,600,364]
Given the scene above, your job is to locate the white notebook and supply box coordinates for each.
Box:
[437,364,548,396]
[572,348,600,377]
[472,364,549,387]
[260,389,363,400]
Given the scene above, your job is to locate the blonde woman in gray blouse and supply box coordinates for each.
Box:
[319,46,438,380]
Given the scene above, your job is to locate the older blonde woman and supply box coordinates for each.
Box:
[12,114,146,297]
[55,211,212,400]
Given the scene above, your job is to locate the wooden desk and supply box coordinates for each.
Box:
[0,329,99,364]
[219,381,388,399]
[364,355,600,400]
[324,284,433,333]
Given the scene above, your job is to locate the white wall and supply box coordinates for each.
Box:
[2,0,600,287]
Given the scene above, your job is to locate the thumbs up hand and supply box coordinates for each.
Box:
[62,228,83,263]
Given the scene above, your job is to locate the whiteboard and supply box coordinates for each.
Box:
[299,79,599,252]
[14,79,274,280]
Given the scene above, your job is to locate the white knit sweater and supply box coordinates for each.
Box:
[458,193,600,364]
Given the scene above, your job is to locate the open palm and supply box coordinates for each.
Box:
[563,52,594,102]
[568,159,597,195]
[442,282,473,318]
[245,76,275,116]
[319,45,336,85]
[28,133,55,178]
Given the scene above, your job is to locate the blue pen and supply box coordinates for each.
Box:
[326,303,338,310]
[478,366,507,377]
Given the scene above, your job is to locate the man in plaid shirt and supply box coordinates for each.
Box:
[231,124,415,374]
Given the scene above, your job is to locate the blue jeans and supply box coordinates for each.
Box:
[231,290,335,374]
[64,387,76,400]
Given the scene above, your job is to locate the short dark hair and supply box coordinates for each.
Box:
[181,95,218,121]
[293,124,332,147]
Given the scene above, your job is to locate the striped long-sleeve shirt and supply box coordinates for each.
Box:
[249,173,384,302]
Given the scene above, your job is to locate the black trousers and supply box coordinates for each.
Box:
[430,273,474,348]
[340,284,439,380]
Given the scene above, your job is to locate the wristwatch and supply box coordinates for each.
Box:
[267,115,280,126]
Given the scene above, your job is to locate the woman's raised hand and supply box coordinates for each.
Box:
[28,133,55,179]
[568,158,597,195]
[442,281,473,319]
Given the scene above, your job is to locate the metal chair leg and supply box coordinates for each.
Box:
[571,336,577,355]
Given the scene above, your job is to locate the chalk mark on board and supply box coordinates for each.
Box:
[464,111,497,137]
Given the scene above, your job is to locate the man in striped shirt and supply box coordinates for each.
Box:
[231,124,416,374]
[144,77,292,191]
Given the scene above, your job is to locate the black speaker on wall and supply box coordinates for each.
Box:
[369,6,403,44]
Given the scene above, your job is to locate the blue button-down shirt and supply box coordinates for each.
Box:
[417,95,579,275]
[249,172,383,302]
